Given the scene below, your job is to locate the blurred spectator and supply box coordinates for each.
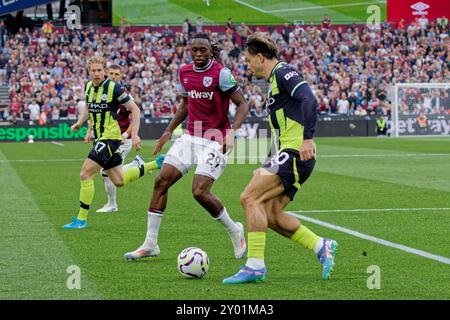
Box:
[238,22,251,50]
[322,15,331,29]
[337,92,350,115]
[196,17,203,34]
[183,18,193,38]
[27,99,40,124]
[281,23,292,43]
[42,21,53,35]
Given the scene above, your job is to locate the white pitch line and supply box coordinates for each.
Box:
[51,141,65,147]
[232,0,268,13]
[267,1,383,13]
[1,152,449,163]
[232,153,450,160]
[287,211,450,266]
[291,207,450,214]
[0,159,84,163]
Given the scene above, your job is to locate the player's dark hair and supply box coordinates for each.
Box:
[108,64,121,70]
[193,32,220,61]
[246,32,278,59]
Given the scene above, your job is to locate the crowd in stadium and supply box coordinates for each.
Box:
[0,15,449,124]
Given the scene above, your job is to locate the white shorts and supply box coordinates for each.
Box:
[164,134,227,180]
[119,138,132,164]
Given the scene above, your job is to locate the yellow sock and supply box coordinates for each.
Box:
[123,166,141,185]
[247,232,266,259]
[123,160,158,186]
[291,225,320,251]
[77,179,94,221]
[144,160,159,172]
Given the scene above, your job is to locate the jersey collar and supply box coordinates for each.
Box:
[268,61,285,82]
[93,78,108,88]
[193,59,213,72]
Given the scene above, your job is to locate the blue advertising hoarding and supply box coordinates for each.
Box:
[0,0,54,15]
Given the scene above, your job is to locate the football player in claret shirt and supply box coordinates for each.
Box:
[62,57,164,229]
[124,33,250,260]
[223,33,338,284]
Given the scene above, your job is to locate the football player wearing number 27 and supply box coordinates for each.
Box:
[124,33,250,261]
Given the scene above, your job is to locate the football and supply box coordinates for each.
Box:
[177,247,209,279]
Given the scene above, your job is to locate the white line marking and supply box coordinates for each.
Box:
[0,159,84,163]
[291,207,450,214]
[1,152,449,163]
[287,211,450,266]
[232,0,268,13]
[231,153,450,160]
[267,1,383,13]
[51,141,65,147]
[232,0,385,14]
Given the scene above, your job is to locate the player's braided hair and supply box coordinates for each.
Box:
[246,32,278,59]
[193,32,221,62]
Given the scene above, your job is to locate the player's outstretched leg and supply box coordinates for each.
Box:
[124,163,182,260]
[265,196,338,280]
[122,154,165,186]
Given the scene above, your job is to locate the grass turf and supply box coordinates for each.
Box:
[113,0,386,26]
[0,137,449,299]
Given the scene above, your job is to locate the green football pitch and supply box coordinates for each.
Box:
[1,137,449,300]
[113,0,387,26]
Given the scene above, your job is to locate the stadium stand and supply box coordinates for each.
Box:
[0,18,449,124]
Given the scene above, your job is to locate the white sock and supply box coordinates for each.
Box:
[102,171,117,207]
[313,238,324,254]
[141,210,164,249]
[215,207,239,233]
[123,159,138,170]
[246,258,265,270]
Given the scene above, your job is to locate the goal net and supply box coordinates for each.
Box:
[392,83,450,137]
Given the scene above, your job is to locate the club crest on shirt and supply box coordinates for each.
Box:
[203,76,212,87]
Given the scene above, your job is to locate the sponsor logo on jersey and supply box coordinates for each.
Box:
[284,71,299,81]
[188,90,214,100]
[88,102,109,110]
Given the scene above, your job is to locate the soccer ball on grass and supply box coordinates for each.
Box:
[177,247,209,279]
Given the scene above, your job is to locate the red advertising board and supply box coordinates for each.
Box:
[388,0,450,23]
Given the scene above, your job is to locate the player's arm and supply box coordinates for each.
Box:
[114,83,141,151]
[84,123,93,144]
[226,89,249,154]
[279,69,317,160]
[71,102,89,132]
[125,101,141,151]
[153,96,188,155]
[219,67,249,154]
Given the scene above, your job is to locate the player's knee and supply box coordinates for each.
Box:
[154,174,171,192]
[240,191,255,208]
[267,214,277,229]
[192,187,207,203]
[80,171,91,181]
[112,180,123,187]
